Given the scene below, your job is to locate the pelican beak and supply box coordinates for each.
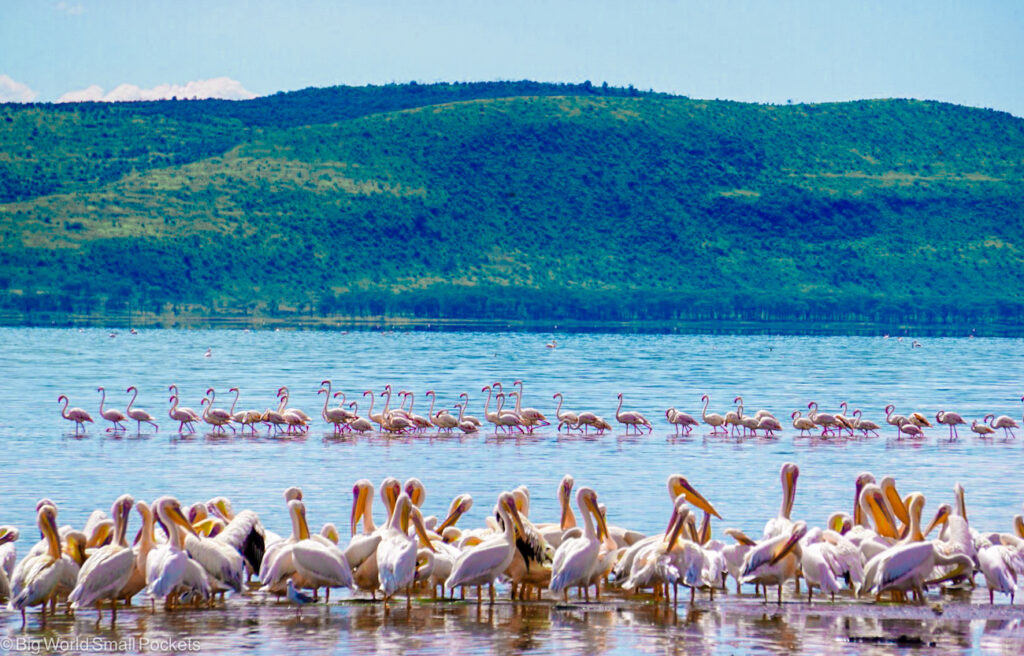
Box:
[210,498,233,521]
[350,484,367,536]
[322,525,339,544]
[87,521,114,548]
[923,506,950,537]
[584,493,609,542]
[503,496,528,538]
[864,488,898,539]
[1015,516,1024,539]
[410,508,436,553]
[169,503,199,537]
[193,517,220,537]
[437,495,470,532]
[0,528,13,546]
[665,510,687,549]
[670,477,721,520]
[399,501,413,534]
[881,479,909,526]
[828,514,845,533]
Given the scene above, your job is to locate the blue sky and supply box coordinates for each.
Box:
[2,1,1022,116]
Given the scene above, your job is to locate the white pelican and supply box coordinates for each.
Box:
[0,525,19,581]
[376,492,434,608]
[118,500,156,602]
[721,529,758,593]
[345,478,401,598]
[548,487,610,601]
[146,496,211,610]
[446,492,525,604]
[740,520,808,604]
[69,494,135,622]
[763,462,799,539]
[977,538,1023,603]
[8,504,80,626]
[799,527,843,602]
[206,497,267,580]
[861,541,973,602]
[262,499,353,601]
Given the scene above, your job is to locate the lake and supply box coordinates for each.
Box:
[1,327,1023,654]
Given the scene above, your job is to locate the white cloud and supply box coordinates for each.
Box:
[0,74,38,103]
[55,2,85,16]
[56,77,257,103]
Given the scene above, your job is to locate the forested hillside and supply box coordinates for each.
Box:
[2,82,1023,330]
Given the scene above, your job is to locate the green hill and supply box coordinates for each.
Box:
[2,82,1023,331]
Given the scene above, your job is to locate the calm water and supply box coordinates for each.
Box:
[1,327,1023,654]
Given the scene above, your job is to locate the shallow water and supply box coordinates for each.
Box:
[1,327,1023,653]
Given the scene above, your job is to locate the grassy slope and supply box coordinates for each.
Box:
[2,87,1024,324]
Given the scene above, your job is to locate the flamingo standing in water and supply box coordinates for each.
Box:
[935,410,966,440]
[985,413,1018,439]
[665,408,698,435]
[126,386,159,432]
[58,395,93,434]
[97,387,127,432]
[168,395,198,433]
[615,393,652,434]
[701,395,727,435]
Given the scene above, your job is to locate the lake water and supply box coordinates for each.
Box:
[1,327,1023,654]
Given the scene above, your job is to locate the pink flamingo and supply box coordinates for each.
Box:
[458,393,482,427]
[701,395,727,435]
[202,388,236,433]
[319,388,349,434]
[126,386,159,432]
[935,410,966,440]
[167,385,200,423]
[985,413,1018,439]
[97,387,127,432]
[168,394,198,433]
[58,395,93,434]
[665,408,698,435]
[615,393,652,434]
[512,381,550,432]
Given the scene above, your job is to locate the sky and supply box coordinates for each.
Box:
[2,1,1023,116]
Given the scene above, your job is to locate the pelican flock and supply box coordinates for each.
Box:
[55,383,1024,443]
[1,464,1023,628]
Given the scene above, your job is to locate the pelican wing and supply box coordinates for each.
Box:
[376,533,417,596]
[260,544,296,593]
[145,545,189,599]
[876,542,933,592]
[292,540,353,588]
[549,535,598,592]
[344,533,381,569]
[185,534,244,592]
[69,544,135,607]
[446,536,509,589]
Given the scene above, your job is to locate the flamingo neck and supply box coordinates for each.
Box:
[701,396,709,420]
[427,393,436,417]
[99,389,106,413]
[554,394,563,417]
[60,397,70,419]
[514,384,523,413]
[127,388,138,412]
[230,390,240,415]
[616,395,623,420]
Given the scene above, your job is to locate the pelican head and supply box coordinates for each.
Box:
[923,503,952,537]
[409,507,436,553]
[0,525,19,546]
[287,499,310,541]
[498,491,529,539]
[667,474,722,520]
[283,487,303,502]
[188,502,208,524]
[207,496,234,521]
[350,479,373,536]
[437,494,472,532]
[404,478,426,507]
[827,512,852,534]
[320,523,340,544]
[879,477,909,526]
[576,487,609,541]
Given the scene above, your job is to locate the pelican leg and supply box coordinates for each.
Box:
[489,582,495,605]
[690,586,695,605]
[777,585,783,605]
[111,599,117,625]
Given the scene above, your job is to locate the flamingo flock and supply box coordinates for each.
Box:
[57,386,1024,442]
[3,465,1023,629]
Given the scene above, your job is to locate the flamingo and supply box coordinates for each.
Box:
[125,386,159,432]
[277,387,312,425]
[512,381,549,432]
[229,388,263,435]
[453,402,479,434]
[756,415,783,437]
[457,393,482,427]
[68,494,135,623]
[666,408,698,435]
[807,402,839,437]
[58,395,93,434]
[399,391,432,431]
[319,387,350,434]
[494,394,525,434]
[345,402,374,433]
[700,395,727,435]
[481,386,502,432]
[201,388,235,433]
[97,387,127,432]
[723,397,743,436]
[884,405,908,434]
[362,391,384,429]
[985,413,1018,439]
[553,393,580,432]
[791,411,815,436]
[168,395,198,433]
[426,391,456,432]
[896,417,925,439]
[971,419,996,438]
[167,385,200,422]
[935,410,966,440]
[615,393,652,434]
[853,409,881,437]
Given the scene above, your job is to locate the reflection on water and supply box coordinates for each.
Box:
[2,328,1024,653]
[4,592,1022,655]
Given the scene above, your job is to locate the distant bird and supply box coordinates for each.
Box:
[911,340,922,348]
[935,411,966,440]
[985,413,1018,439]
[125,386,159,432]
[58,395,94,434]
[546,339,557,349]
[97,387,127,432]
[615,393,652,434]
[204,348,212,358]
[971,419,996,438]
[287,579,315,616]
